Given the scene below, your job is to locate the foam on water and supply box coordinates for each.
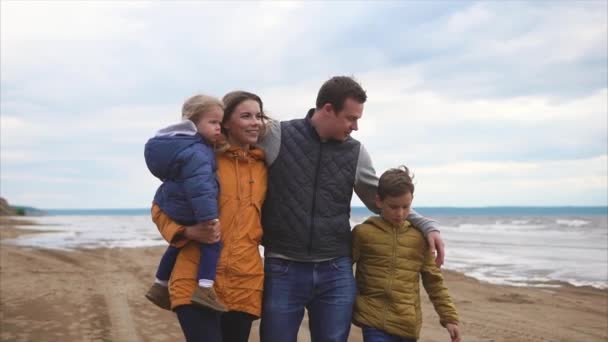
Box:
[3,215,166,251]
[555,219,590,227]
[441,216,607,289]
[4,213,607,289]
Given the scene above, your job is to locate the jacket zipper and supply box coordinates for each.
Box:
[227,151,243,277]
[308,142,323,255]
[383,226,397,329]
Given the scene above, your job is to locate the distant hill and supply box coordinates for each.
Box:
[0,197,16,215]
[0,197,46,216]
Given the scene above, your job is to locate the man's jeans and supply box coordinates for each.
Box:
[260,256,357,342]
[361,326,417,342]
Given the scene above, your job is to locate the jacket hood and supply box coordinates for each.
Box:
[144,121,205,180]
[362,216,412,233]
[155,120,198,137]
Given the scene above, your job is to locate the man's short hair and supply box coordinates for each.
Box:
[316,76,367,113]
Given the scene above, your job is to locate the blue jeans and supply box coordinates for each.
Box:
[260,256,357,342]
[362,326,416,342]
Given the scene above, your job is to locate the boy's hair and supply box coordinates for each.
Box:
[182,94,224,124]
[315,76,367,113]
[378,165,415,199]
[221,91,269,136]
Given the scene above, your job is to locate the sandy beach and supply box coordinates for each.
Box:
[1,217,606,342]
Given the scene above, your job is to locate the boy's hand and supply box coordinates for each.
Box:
[184,219,221,243]
[428,231,445,267]
[446,323,460,342]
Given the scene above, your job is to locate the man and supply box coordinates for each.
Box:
[258,76,445,342]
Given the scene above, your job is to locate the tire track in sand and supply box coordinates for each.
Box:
[100,249,141,342]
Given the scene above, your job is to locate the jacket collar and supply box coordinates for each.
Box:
[222,144,265,161]
[304,108,322,141]
[365,216,412,233]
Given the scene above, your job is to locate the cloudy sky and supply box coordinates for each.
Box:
[1,1,606,209]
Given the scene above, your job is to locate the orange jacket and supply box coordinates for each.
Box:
[152,145,267,316]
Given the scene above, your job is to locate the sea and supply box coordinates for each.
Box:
[3,206,607,290]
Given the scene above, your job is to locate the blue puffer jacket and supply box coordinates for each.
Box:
[144,121,218,225]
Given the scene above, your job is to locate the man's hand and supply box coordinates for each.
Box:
[183,219,221,244]
[427,231,445,267]
[446,323,460,342]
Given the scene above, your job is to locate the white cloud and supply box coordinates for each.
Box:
[362,87,607,124]
[438,2,606,63]
[445,3,494,34]
[0,1,146,42]
[1,1,606,208]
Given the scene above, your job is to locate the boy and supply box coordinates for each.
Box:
[352,166,461,342]
[144,94,227,312]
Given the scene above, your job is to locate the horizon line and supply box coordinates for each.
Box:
[38,205,608,211]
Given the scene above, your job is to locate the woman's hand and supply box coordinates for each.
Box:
[183,219,221,244]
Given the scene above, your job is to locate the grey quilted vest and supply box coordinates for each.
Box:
[261,112,360,260]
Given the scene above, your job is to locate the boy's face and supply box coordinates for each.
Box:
[196,105,223,143]
[376,192,413,226]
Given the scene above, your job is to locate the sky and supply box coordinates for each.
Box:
[1,0,607,209]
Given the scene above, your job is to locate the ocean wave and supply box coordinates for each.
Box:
[4,214,607,290]
[555,219,590,227]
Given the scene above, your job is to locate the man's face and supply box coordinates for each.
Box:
[328,97,364,141]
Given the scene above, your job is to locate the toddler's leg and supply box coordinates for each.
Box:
[145,245,178,311]
[156,245,180,284]
[191,242,227,312]
[197,242,222,287]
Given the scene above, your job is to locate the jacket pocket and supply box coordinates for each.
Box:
[247,203,263,244]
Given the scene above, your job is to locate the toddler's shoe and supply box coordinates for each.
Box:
[191,287,228,312]
[145,283,171,311]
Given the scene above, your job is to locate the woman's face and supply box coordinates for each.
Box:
[223,99,263,148]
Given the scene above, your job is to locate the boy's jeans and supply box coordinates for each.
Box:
[260,256,357,342]
[362,326,417,342]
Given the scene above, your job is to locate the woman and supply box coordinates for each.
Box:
[152,91,268,341]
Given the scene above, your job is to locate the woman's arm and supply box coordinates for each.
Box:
[183,220,221,243]
[151,204,220,247]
